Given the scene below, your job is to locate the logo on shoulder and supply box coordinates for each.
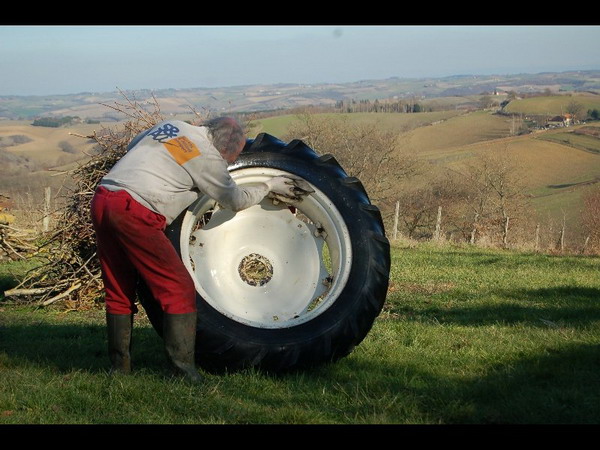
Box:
[149,123,180,142]
[163,136,201,165]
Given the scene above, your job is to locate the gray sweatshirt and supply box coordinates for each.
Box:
[99,120,268,224]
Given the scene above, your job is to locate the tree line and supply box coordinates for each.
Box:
[31,116,80,127]
[31,116,100,127]
[333,98,425,113]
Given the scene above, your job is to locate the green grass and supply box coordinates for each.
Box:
[1,243,599,424]
[248,114,299,138]
[0,258,41,295]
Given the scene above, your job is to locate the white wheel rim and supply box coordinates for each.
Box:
[179,167,352,329]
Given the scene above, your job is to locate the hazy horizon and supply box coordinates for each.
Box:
[1,25,599,97]
[3,68,600,99]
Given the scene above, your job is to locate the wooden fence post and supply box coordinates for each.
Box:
[434,206,442,241]
[42,187,51,232]
[393,201,399,241]
[470,213,479,244]
[583,236,590,254]
[559,217,565,253]
[559,228,564,252]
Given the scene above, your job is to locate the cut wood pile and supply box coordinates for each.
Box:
[4,95,166,308]
[0,204,38,260]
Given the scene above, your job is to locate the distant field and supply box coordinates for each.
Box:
[253,110,516,157]
[421,95,482,110]
[445,131,600,232]
[249,110,466,140]
[252,110,600,241]
[504,93,600,116]
[0,120,109,166]
[252,111,600,195]
[248,115,300,139]
[393,110,514,158]
[460,134,600,193]
[537,124,600,155]
[0,120,120,210]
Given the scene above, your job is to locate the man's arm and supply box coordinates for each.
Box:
[185,155,269,212]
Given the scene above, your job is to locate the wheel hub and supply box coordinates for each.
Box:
[238,253,274,287]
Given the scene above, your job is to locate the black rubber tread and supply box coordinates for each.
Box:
[140,133,390,373]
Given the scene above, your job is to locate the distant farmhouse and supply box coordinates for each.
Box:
[547,114,573,127]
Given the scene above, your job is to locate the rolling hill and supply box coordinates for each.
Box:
[253,110,600,245]
[1,70,599,120]
[1,70,599,248]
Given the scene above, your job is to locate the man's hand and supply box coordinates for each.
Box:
[265,176,314,203]
[266,176,297,197]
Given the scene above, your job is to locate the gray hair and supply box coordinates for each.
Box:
[201,117,245,158]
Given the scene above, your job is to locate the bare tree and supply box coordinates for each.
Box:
[284,113,421,229]
[479,95,494,109]
[396,174,470,240]
[451,147,533,247]
[396,186,438,239]
[566,100,584,121]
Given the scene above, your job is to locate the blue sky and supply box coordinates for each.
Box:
[1,25,599,96]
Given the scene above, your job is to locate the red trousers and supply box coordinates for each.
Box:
[90,186,196,315]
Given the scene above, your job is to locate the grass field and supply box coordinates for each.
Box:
[0,119,121,216]
[504,93,600,116]
[537,124,600,155]
[0,120,103,166]
[1,243,599,424]
[248,110,466,140]
[393,110,515,158]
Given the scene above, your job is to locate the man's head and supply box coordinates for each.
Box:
[201,117,245,164]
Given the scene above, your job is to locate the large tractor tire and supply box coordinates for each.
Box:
[139,133,390,373]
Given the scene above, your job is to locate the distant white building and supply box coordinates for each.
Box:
[547,114,573,127]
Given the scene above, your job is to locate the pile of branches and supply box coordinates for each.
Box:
[5,94,166,308]
[0,209,37,261]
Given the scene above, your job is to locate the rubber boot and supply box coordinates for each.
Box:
[106,313,133,374]
[163,312,203,383]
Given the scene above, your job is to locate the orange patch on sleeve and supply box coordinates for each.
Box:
[163,136,201,165]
